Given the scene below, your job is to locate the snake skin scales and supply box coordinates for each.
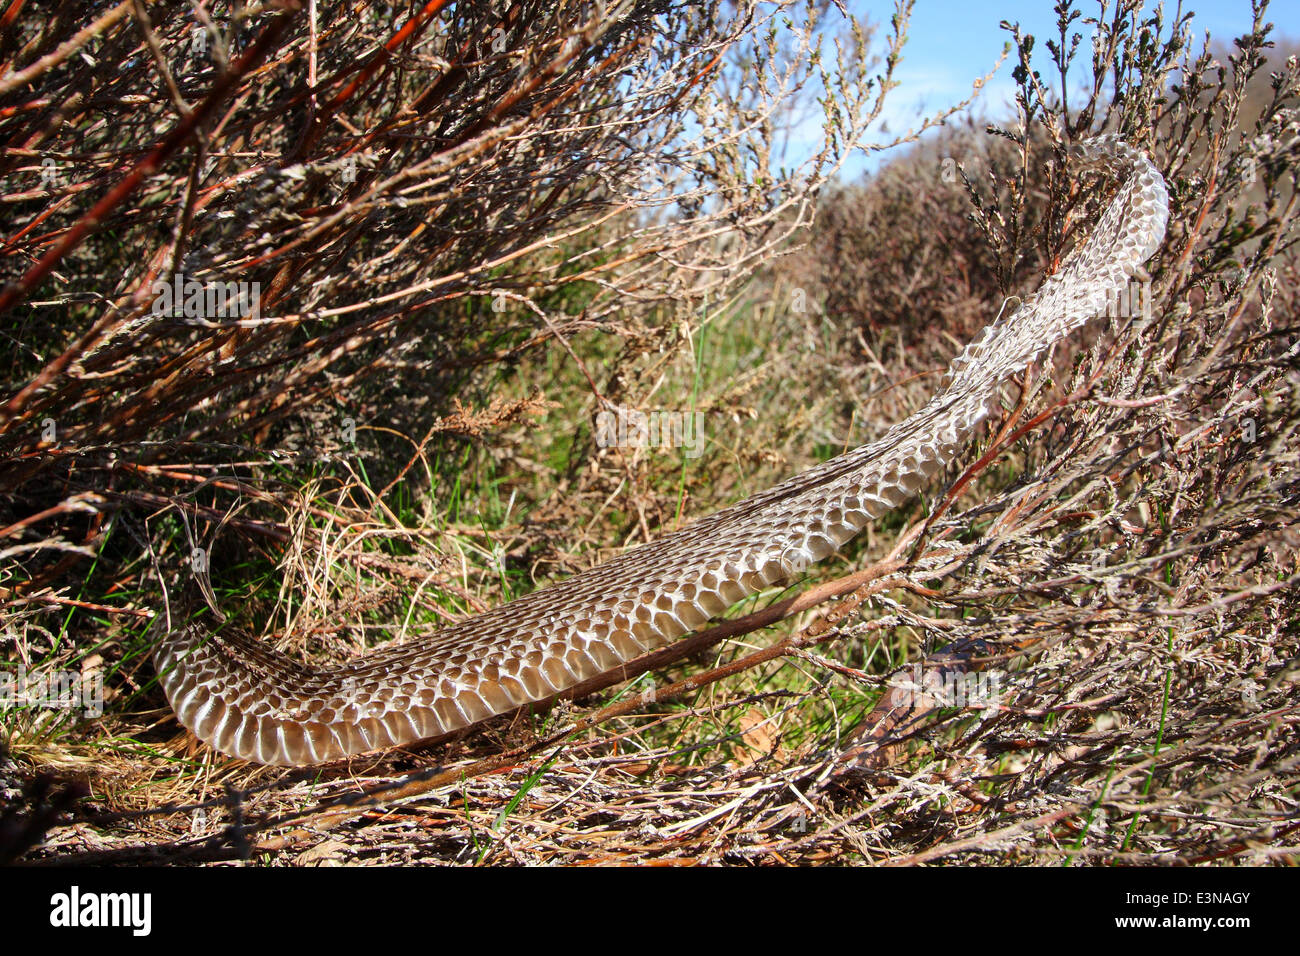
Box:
[154,136,1170,766]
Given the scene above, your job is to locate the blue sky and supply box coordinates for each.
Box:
[834,0,1299,176]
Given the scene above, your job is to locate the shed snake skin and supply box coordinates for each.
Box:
[156,136,1169,766]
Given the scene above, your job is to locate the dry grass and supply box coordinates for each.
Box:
[1,1,1298,865]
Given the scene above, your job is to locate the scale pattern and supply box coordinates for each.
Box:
[155,136,1169,766]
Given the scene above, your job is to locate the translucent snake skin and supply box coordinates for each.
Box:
[155,136,1169,766]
